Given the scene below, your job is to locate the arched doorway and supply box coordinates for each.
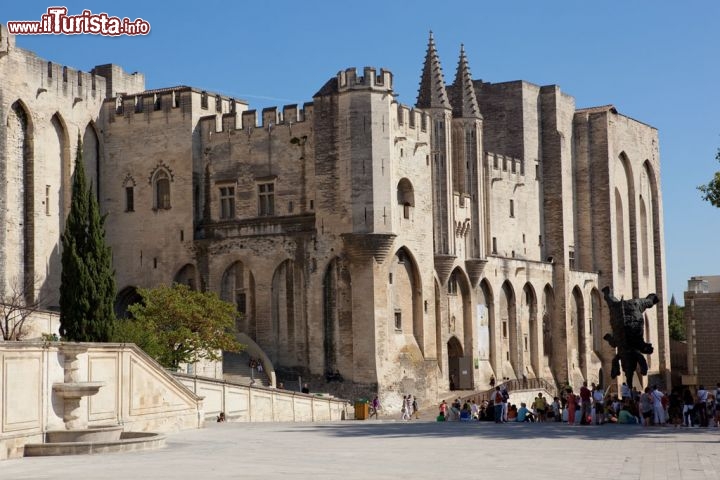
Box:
[447,336,463,391]
[174,264,198,290]
[114,286,142,319]
[220,261,256,340]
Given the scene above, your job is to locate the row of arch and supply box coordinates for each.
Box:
[112,246,634,389]
[437,267,606,386]
[614,152,660,296]
[1,100,99,303]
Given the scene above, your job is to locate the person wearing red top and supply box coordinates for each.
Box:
[566,388,577,425]
[579,381,592,425]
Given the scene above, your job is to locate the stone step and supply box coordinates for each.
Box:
[222,351,269,387]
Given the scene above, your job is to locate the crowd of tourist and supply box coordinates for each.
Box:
[399,394,420,420]
[436,381,720,427]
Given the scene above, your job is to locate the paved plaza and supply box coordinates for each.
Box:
[3,420,719,480]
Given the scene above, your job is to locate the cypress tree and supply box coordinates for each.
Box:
[60,135,116,341]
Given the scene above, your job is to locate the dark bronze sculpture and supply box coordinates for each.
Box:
[602,286,659,390]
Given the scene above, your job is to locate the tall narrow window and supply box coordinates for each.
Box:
[194,185,200,220]
[219,186,235,219]
[237,292,247,315]
[569,246,576,270]
[154,171,171,210]
[394,311,402,331]
[492,237,498,254]
[125,186,134,212]
[510,199,515,217]
[45,186,51,215]
[258,182,275,216]
[448,275,458,295]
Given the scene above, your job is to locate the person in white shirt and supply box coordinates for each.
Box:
[470,400,479,420]
[592,385,605,425]
[651,385,666,426]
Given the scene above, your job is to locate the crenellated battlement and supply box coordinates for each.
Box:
[105,87,248,124]
[395,103,429,132]
[487,152,527,178]
[45,62,102,93]
[337,67,393,92]
[0,24,13,56]
[204,102,314,133]
[3,33,110,99]
[107,86,191,119]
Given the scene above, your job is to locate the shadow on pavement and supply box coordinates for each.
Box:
[274,421,717,441]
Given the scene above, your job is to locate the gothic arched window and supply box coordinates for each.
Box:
[154,170,171,210]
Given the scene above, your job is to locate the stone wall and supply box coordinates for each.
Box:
[0,342,202,460]
[0,25,144,309]
[176,374,348,422]
[683,291,720,387]
[0,28,670,414]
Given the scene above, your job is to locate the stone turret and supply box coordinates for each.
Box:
[417,32,455,260]
[0,24,14,57]
[447,44,487,264]
[449,44,481,119]
[416,31,451,110]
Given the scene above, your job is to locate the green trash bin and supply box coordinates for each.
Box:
[354,401,369,420]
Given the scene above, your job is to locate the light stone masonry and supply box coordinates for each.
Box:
[0,27,670,413]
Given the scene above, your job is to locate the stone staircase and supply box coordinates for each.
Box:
[222,350,270,387]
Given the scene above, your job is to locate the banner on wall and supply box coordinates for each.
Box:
[476,304,489,360]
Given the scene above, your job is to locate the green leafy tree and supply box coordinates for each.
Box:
[116,284,242,370]
[698,148,720,207]
[668,294,685,341]
[60,135,116,341]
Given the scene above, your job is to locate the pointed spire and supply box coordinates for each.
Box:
[449,44,481,119]
[416,31,451,109]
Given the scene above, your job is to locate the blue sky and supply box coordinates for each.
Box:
[4,1,719,304]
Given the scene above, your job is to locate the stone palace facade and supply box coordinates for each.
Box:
[0,26,670,404]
